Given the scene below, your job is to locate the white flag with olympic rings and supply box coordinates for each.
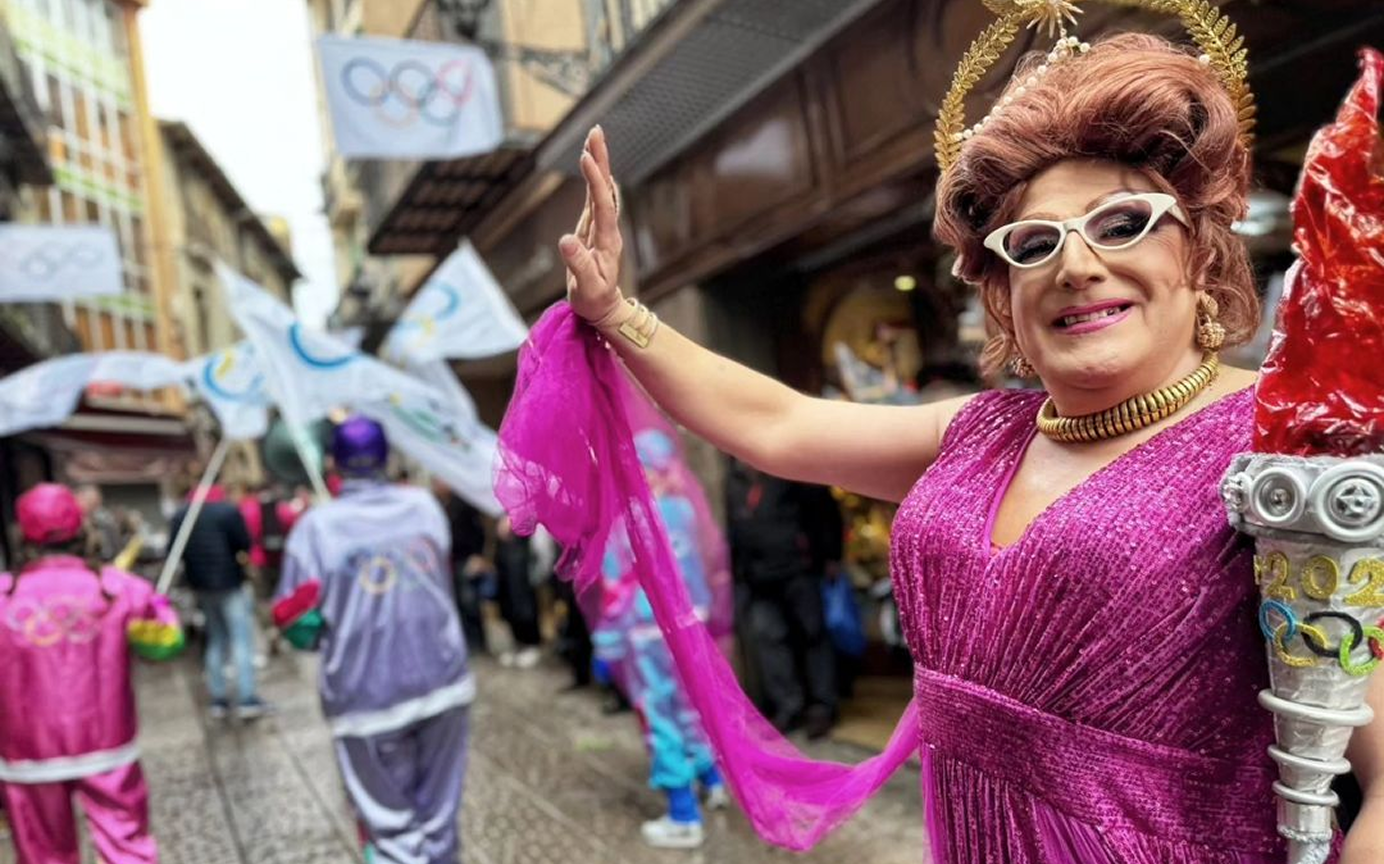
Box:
[359,358,503,516]
[382,240,528,364]
[181,341,271,440]
[0,352,185,437]
[219,262,443,432]
[318,34,504,160]
[0,225,123,302]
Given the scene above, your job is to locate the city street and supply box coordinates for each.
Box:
[0,650,923,864]
[11,1,1371,860]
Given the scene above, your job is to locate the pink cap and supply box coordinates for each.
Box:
[16,483,84,545]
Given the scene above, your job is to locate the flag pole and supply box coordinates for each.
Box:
[156,436,232,595]
[288,422,331,503]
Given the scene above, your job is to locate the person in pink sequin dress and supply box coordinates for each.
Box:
[544,29,1384,864]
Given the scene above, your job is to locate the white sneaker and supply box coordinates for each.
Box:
[704,784,731,811]
[514,647,541,669]
[498,652,517,668]
[640,816,704,849]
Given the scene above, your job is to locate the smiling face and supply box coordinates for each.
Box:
[1004,159,1200,394]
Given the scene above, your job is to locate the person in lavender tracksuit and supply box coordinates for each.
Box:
[272,416,473,864]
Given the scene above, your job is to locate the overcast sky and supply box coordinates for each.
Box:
[140,0,337,328]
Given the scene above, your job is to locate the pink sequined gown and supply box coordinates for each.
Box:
[495,307,1350,859]
[893,386,1332,863]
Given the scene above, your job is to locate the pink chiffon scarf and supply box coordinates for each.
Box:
[495,303,919,850]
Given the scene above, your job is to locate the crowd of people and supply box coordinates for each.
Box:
[0,409,864,860]
[9,8,1381,862]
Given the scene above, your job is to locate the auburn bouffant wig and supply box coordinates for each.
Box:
[934,33,1258,377]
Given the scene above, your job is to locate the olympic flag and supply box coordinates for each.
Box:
[382,240,528,364]
[182,341,271,440]
[0,225,123,302]
[318,35,504,160]
[220,263,442,430]
[359,359,502,515]
[0,352,184,436]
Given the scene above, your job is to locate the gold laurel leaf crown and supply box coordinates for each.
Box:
[935,0,1256,175]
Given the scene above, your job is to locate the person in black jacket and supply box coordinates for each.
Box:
[493,516,542,668]
[167,483,269,720]
[726,461,842,739]
[433,479,490,655]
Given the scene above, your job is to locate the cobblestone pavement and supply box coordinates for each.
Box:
[1,651,923,864]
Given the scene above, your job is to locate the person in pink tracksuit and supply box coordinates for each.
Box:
[0,483,184,863]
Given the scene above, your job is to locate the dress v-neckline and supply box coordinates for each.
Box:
[980,385,1253,560]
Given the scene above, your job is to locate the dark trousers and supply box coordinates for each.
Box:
[453,566,488,655]
[552,578,592,685]
[497,565,541,647]
[742,573,836,726]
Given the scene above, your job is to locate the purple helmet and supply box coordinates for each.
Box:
[332,415,388,477]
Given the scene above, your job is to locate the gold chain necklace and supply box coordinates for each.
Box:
[1035,353,1220,443]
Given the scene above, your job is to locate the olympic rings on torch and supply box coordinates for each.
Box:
[1304,611,1365,659]
[1339,626,1384,677]
[1259,599,1295,642]
[1272,620,1327,668]
[1259,599,1384,672]
[340,57,477,128]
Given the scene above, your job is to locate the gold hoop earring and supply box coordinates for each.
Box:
[1010,352,1036,378]
[1196,292,1226,352]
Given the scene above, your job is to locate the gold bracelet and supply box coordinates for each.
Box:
[590,297,659,348]
[617,301,658,349]
[590,296,634,331]
[617,300,658,347]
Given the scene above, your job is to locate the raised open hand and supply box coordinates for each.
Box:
[560,126,626,325]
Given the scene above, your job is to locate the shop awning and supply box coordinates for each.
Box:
[27,410,196,485]
[367,0,1384,258]
[366,0,887,255]
[531,0,887,184]
[0,304,79,373]
[367,147,529,255]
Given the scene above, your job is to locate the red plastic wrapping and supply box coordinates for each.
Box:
[1254,49,1384,456]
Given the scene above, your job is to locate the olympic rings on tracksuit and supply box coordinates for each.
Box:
[4,595,105,647]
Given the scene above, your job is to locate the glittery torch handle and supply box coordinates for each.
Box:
[1222,453,1384,863]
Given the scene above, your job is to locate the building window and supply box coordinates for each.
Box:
[15,0,157,383]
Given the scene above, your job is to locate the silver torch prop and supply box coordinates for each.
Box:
[1222,454,1384,864]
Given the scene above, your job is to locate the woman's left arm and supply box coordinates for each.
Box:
[1341,672,1384,862]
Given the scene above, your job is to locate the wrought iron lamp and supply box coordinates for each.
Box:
[436,0,494,42]
[436,0,593,96]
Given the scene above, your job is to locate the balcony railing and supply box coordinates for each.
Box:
[0,15,51,185]
[321,153,365,225]
[0,302,79,366]
[412,0,679,105]
[355,157,423,244]
[583,0,678,75]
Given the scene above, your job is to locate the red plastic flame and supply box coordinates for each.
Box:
[1254,49,1384,456]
